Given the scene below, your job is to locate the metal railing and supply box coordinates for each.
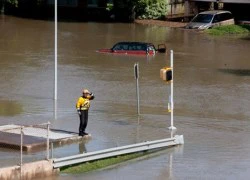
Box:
[0,122,50,169]
[53,135,184,168]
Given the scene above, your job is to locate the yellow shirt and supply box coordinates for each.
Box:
[76,97,90,110]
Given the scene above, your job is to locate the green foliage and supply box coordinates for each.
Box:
[6,0,46,7]
[133,0,167,20]
[37,0,45,6]
[0,100,23,116]
[6,0,18,7]
[61,152,146,174]
[206,24,250,35]
[114,0,168,20]
[106,3,114,11]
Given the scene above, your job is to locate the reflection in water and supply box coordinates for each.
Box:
[54,100,57,120]
[79,140,87,154]
[0,100,23,116]
[219,68,250,76]
[169,129,176,138]
[168,153,173,179]
[163,145,184,179]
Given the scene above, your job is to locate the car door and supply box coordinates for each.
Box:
[212,14,221,28]
[212,12,234,28]
[219,12,235,26]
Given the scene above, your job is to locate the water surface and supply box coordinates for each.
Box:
[1,15,250,179]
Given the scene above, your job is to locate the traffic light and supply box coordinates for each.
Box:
[160,67,172,82]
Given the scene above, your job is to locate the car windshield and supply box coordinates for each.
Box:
[192,14,213,23]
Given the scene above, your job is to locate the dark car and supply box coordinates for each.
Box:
[97,42,166,56]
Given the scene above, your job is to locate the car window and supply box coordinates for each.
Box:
[220,13,233,21]
[129,45,136,50]
[192,14,213,23]
[213,13,233,23]
[112,43,122,50]
[112,43,128,50]
[129,44,146,51]
[136,44,147,51]
[142,44,147,51]
[122,44,129,50]
[212,15,219,23]
[137,45,142,50]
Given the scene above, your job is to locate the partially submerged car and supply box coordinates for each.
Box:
[185,10,234,30]
[97,42,166,56]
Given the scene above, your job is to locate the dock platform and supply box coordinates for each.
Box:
[0,124,87,152]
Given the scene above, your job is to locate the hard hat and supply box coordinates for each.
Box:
[82,89,90,94]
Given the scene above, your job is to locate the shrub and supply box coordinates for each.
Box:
[206,24,250,35]
[134,0,167,20]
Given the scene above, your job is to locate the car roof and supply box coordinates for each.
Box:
[116,42,153,46]
[199,10,232,15]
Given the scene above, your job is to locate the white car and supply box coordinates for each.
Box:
[185,10,235,30]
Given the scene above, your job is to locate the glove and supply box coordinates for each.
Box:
[77,110,81,115]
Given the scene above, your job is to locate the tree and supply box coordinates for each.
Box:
[133,0,167,20]
[5,0,45,7]
[6,0,18,6]
[113,0,167,21]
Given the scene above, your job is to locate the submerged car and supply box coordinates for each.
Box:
[185,10,234,30]
[97,42,166,56]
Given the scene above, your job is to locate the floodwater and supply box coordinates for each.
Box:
[1,15,250,179]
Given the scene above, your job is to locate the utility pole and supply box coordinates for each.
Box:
[169,50,176,130]
[160,50,177,130]
[54,0,58,100]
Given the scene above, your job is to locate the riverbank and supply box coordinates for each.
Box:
[135,20,250,36]
[206,24,250,35]
[134,19,187,28]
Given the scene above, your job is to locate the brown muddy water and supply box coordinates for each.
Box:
[1,15,250,179]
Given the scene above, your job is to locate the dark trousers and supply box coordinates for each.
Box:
[79,110,88,136]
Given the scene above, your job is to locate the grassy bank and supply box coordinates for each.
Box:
[61,152,148,174]
[206,24,250,35]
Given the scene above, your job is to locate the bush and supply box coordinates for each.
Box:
[206,24,250,35]
[134,0,167,20]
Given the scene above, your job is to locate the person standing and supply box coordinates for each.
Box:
[76,89,95,136]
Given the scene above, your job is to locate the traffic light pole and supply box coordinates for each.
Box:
[169,50,176,130]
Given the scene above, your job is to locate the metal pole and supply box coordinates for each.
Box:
[169,50,176,130]
[20,126,23,179]
[47,122,50,160]
[54,0,58,100]
[134,63,140,115]
[51,142,54,160]
[136,63,140,115]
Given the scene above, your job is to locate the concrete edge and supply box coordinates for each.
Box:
[0,160,59,180]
